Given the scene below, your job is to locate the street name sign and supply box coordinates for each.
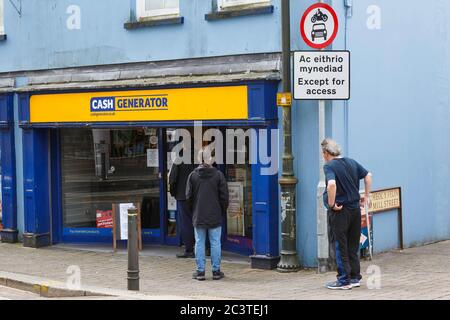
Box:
[367,188,402,213]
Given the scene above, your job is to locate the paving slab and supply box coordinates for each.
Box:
[0,241,449,300]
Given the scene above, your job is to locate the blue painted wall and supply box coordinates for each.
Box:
[336,0,450,252]
[289,0,450,266]
[0,0,281,72]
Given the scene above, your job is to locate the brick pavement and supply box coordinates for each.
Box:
[0,240,449,300]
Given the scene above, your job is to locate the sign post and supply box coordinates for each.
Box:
[297,1,351,273]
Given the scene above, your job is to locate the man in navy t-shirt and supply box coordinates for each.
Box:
[321,138,372,290]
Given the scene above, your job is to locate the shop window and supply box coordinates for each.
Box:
[0,0,5,36]
[218,0,270,10]
[225,128,253,239]
[61,129,160,229]
[136,0,180,20]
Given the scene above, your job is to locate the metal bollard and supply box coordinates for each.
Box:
[127,207,139,291]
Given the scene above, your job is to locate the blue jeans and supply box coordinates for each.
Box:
[194,226,222,273]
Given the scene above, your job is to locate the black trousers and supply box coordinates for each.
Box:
[328,207,362,284]
[178,200,195,253]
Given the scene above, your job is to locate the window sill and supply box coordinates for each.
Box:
[0,34,6,41]
[205,5,274,21]
[124,16,184,30]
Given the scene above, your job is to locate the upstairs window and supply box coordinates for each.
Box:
[0,0,4,35]
[136,0,180,19]
[218,0,270,10]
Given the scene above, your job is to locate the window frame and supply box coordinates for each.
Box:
[218,0,270,10]
[136,0,180,20]
[0,0,4,35]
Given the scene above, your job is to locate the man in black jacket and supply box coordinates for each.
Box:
[169,156,197,258]
[186,150,229,281]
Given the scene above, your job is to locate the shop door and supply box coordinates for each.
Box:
[162,128,182,246]
[165,127,253,255]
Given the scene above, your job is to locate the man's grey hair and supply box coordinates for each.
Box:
[321,138,341,157]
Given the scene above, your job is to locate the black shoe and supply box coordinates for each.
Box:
[192,271,205,281]
[212,270,224,280]
[177,251,195,258]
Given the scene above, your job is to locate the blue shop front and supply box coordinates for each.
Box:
[1,82,280,268]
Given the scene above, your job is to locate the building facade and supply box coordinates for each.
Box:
[0,0,449,268]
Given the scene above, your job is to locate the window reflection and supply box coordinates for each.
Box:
[61,129,160,229]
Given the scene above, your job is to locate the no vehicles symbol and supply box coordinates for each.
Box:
[300,3,338,49]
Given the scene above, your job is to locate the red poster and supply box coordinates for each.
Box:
[96,210,113,228]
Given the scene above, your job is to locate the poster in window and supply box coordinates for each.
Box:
[227,182,245,236]
[147,148,159,167]
[167,192,177,211]
[96,210,113,228]
[235,167,247,182]
[227,167,247,183]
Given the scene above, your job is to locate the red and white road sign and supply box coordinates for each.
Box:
[300,3,339,49]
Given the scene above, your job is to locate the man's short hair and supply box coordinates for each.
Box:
[321,138,341,157]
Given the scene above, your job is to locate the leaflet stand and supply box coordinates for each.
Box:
[112,202,142,252]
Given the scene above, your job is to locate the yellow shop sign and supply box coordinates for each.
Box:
[30,86,249,123]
